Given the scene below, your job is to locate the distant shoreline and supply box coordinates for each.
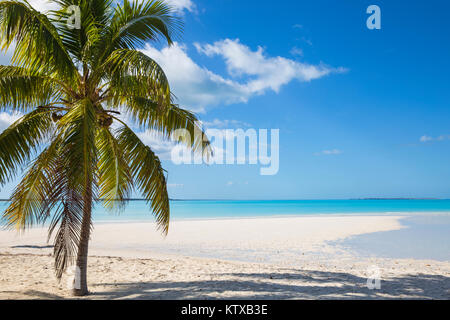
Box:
[0,198,448,202]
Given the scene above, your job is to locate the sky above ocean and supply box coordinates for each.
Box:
[0,0,449,200]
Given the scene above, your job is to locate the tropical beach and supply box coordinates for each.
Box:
[1,205,449,299]
[0,0,449,305]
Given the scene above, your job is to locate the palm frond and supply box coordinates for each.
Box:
[96,127,133,211]
[0,65,61,112]
[2,139,60,230]
[0,108,53,186]
[104,0,180,55]
[121,97,212,156]
[102,48,171,107]
[57,98,97,190]
[52,0,110,65]
[0,0,79,81]
[46,156,85,279]
[50,200,84,279]
[45,99,98,279]
[0,0,208,291]
[116,124,170,234]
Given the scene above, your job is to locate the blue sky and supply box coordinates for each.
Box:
[1,0,450,199]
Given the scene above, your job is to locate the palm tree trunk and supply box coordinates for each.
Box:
[73,186,92,296]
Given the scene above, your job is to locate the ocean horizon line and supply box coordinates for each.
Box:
[1,197,450,202]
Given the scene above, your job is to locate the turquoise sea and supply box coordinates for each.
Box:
[1,199,450,222]
[100,199,450,221]
[1,199,449,260]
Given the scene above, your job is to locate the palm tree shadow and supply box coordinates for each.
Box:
[10,245,54,249]
[91,269,450,300]
[21,290,64,300]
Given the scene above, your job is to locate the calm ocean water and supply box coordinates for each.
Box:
[2,199,450,222]
[1,200,449,260]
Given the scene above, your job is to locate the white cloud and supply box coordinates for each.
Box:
[0,112,21,133]
[142,39,345,112]
[141,43,249,112]
[195,39,345,92]
[314,149,343,156]
[165,0,196,13]
[420,135,450,143]
[27,0,59,12]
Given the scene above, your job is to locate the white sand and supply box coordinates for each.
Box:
[0,215,449,299]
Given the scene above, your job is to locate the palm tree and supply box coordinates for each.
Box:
[0,0,209,296]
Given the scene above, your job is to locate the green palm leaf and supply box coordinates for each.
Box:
[96,127,133,210]
[122,97,211,155]
[116,124,170,234]
[0,0,79,81]
[0,0,209,296]
[105,0,180,54]
[3,139,60,230]
[0,108,53,185]
[0,66,61,112]
[103,48,171,107]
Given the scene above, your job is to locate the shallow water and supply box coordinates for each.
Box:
[336,215,450,261]
[1,200,449,261]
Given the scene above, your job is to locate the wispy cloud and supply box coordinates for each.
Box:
[314,149,343,156]
[420,135,450,143]
[290,47,304,57]
[299,37,313,47]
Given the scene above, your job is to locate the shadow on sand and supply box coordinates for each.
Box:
[86,269,449,300]
[10,245,54,249]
